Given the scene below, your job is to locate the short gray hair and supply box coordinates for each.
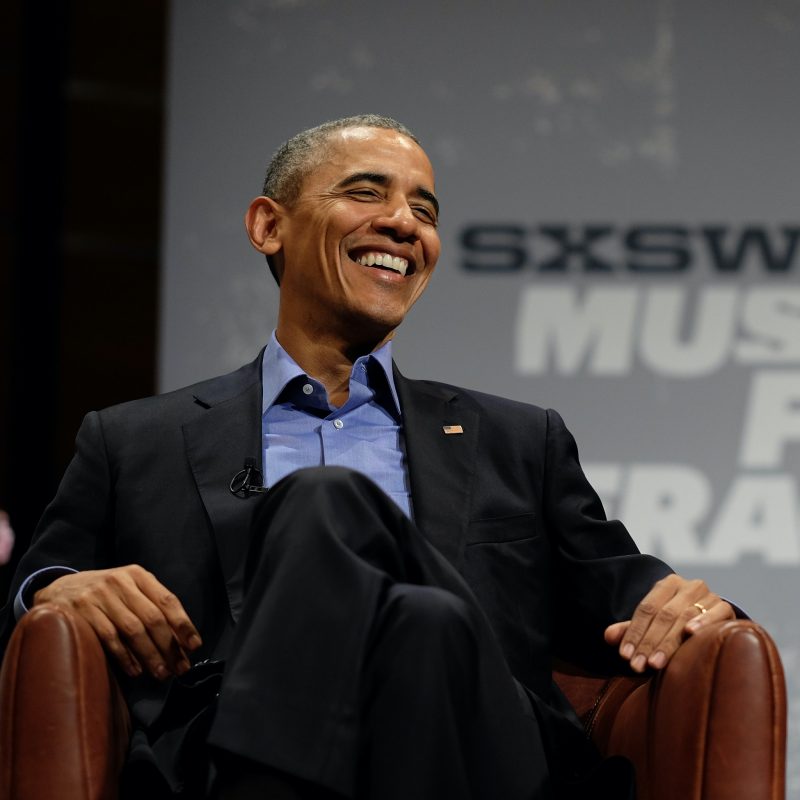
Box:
[262,114,420,206]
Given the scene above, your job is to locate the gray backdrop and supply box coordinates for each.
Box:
[161,1,800,791]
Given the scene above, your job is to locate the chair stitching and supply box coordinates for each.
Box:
[763,628,782,798]
[70,613,94,799]
[584,678,614,739]
[699,630,735,800]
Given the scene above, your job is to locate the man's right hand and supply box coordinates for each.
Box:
[33,565,202,680]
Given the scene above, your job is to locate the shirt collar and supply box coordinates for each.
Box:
[261,330,401,416]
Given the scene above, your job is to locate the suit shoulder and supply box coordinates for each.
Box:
[461,385,549,420]
[406,376,550,421]
[93,356,261,429]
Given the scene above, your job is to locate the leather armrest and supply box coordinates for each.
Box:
[583,620,786,800]
[0,604,131,800]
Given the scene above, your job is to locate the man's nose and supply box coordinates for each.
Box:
[372,199,419,241]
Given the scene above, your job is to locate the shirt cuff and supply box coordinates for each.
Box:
[14,566,78,620]
[729,600,749,620]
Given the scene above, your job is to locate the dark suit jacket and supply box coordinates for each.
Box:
[0,351,671,735]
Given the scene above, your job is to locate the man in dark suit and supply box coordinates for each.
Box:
[1,115,735,799]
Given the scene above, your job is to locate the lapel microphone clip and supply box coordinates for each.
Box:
[230,457,268,498]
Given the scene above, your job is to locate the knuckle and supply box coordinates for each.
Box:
[621,625,640,642]
[624,631,647,652]
[95,625,126,654]
[104,572,124,591]
[657,607,679,626]
[636,637,656,654]
[93,618,116,641]
[119,617,145,639]
[157,591,178,609]
[637,601,658,618]
[73,592,95,610]
[146,655,166,671]
[140,609,165,630]
[126,564,149,581]
[681,605,698,622]
[101,631,123,652]
[626,616,649,635]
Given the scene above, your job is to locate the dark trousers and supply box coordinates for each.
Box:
[206,467,551,799]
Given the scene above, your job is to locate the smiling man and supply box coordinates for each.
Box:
[1,116,734,800]
[248,123,441,409]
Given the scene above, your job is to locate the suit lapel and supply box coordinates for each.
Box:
[183,357,263,622]
[395,368,478,572]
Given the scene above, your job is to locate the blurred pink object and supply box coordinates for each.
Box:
[0,511,14,565]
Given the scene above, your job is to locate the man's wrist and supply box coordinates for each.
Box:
[14,566,78,620]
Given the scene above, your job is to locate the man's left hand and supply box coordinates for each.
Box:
[604,574,735,672]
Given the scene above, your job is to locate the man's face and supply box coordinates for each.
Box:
[272,126,441,345]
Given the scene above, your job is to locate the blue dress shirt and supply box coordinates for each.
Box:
[261,332,413,519]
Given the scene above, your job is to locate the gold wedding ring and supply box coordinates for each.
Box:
[693,602,708,615]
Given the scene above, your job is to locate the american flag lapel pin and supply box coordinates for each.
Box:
[442,424,464,435]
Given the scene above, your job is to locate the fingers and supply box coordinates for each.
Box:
[131,567,203,652]
[613,574,735,673]
[64,592,144,677]
[603,620,630,646]
[34,566,202,680]
[99,584,190,679]
[684,597,735,634]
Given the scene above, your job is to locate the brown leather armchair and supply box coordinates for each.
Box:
[0,604,787,799]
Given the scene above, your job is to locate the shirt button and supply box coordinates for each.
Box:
[302,383,313,395]
[333,419,344,429]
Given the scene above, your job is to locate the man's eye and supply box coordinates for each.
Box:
[348,188,380,200]
[413,206,437,224]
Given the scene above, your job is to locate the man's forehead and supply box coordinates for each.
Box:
[321,127,435,185]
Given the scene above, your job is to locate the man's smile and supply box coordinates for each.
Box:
[347,245,418,278]
[353,251,410,276]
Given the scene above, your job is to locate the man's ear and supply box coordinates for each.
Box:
[245,196,284,256]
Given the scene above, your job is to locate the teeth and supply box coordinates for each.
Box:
[356,252,408,276]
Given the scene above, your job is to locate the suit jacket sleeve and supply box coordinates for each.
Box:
[542,408,673,672]
[0,411,116,652]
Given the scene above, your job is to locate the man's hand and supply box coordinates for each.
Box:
[604,574,735,673]
[33,565,202,680]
